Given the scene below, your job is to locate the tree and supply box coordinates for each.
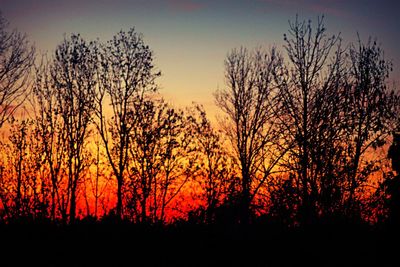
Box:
[274,16,398,224]
[215,47,286,225]
[85,134,111,218]
[33,59,68,221]
[274,16,347,223]
[51,34,97,223]
[0,13,35,127]
[127,98,195,223]
[384,132,400,225]
[94,28,160,219]
[187,104,235,224]
[0,116,49,220]
[342,37,398,217]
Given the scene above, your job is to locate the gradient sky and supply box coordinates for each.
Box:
[2,0,399,117]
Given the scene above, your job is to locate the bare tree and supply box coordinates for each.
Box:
[274,16,398,224]
[0,13,34,127]
[32,58,68,221]
[94,28,160,219]
[342,37,399,216]
[51,34,97,223]
[215,47,285,225]
[9,118,29,218]
[188,104,235,224]
[89,134,111,218]
[0,116,49,220]
[127,98,195,223]
[274,16,344,223]
[127,98,166,223]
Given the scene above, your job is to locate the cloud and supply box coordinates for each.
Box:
[168,0,205,12]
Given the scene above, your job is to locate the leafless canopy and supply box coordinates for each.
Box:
[0,13,34,127]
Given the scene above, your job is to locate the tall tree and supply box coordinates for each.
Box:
[215,47,285,224]
[33,59,67,221]
[94,28,160,219]
[274,16,398,224]
[51,34,97,223]
[274,16,344,223]
[342,37,398,216]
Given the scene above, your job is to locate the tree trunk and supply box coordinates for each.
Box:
[240,167,251,226]
[141,195,147,223]
[116,177,123,219]
[51,188,56,221]
[69,188,76,224]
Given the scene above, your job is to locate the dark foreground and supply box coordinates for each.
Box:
[0,218,399,267]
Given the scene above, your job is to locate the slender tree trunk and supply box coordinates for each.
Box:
[241,166,251,226]
[348,139,362,213]
[95,172,99,219]
[206,173,215,224]
[152,176,158,222]
[116,177,123,219]
[141,194,147,223]
[160,184,168,223]
[70,185,76,224]
[51,187,56,221]
[300,88,313,225]
[16,154,23,217]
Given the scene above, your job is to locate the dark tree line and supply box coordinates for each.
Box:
[213,16,398,225]
[0,13,398,226]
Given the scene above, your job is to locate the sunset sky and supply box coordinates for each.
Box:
[2,0,400,117]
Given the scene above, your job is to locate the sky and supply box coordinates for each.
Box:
[2,0,400,117]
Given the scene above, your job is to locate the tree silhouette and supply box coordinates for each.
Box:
[0,13,34,128]
[51,34,97,223]
[383,132,400,226]
[85,134,111,218]
[188,104,236,224]
[273,16,344,223]
[273,16,398,224]
[215,47,286,224]
[127,98,168,222]
[342,37,398,217]
[0,116,49,220]
[94,28,160,219]
[127,98,195,223]
[33,58,68,221]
